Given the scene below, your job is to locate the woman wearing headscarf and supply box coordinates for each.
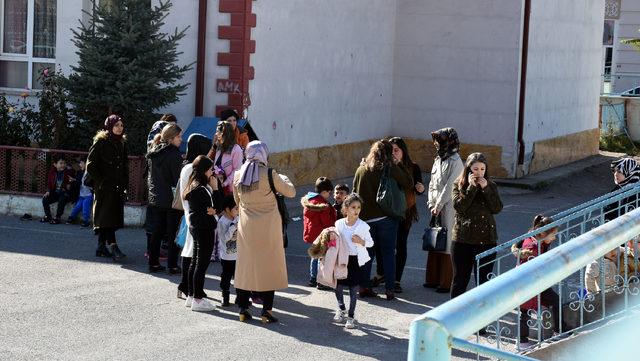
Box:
[233,141,296,324]
[177,134,213,299]
[604,157,640,222]
[425,128,464,293]
[86,115,129,260]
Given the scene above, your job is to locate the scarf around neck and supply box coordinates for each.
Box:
[238,141,269,192]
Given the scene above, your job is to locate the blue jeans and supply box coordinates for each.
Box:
[310,258,318,279]
[360,217,398,292]
[69,195,93,222]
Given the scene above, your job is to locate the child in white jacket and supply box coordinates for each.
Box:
[333,193,374,329]
[216,195,239,307]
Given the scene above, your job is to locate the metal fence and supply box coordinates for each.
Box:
[408,201,640,361]
[0,145,147,205]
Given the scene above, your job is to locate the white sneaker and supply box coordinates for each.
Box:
[191,298,216,312]
[345,317,356,329]
[333,309,347,323]
[185,296,193,307]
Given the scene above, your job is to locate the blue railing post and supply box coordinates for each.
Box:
[408,319,451,361]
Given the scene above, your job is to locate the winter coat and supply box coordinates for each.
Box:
[146,143,182,208]
[234,126,250,149]
[179,164,195,258]
[86,131,129,230]
[317,228,350,289]
[46,167,75,193]
[334,218,374,266]
[233,167,296,291]
[452,180,503,245]
[428,154,464,254]
[186,185,217,230]
[352,164,413,221]
[517,237,551,310]
[603,184,639,223]
[585,258,618,294]
[402,162,424,228]
[301,193,337,244]
[214,144,243,195]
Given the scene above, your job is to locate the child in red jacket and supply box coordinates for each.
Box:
[302,177,337,289]
[41,156,75,224]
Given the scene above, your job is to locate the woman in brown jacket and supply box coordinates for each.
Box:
[450,152,502,299]
[233,141,296,324]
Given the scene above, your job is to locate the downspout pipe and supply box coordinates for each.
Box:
[195,0,207,116]
[517,0,531,170]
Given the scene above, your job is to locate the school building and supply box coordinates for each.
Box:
[1,0,606,184]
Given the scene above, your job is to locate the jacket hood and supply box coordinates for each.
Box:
[146,142,178,160]
[301,192,330,211]
[93,130,127,144]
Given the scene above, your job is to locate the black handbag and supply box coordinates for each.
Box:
[267,168,291,248]
[422,215,447,252]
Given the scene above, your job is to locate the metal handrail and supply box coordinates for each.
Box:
[409,207,640,360]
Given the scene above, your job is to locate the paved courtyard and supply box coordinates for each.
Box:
[0,163,613,360]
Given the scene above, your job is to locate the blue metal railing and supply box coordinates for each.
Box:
[408,207,640,361]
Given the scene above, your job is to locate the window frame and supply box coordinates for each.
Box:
[0,0,56,92]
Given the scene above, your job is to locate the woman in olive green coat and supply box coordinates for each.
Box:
[450,152,502,299]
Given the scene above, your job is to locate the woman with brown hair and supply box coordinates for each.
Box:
[425,128,464,293]
[352,140,413,300]
[208,121,243,196]
[450,152,503,299]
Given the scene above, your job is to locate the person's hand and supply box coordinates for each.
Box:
[415,182,425,193]
[44,191,49,197]
[431,207,440,216]
[352,234,365,246]
[208,175,218,191]
[68,177,76,183]
[477,177,488,189]
[468,174,477,187]
[206,207,215,216]
[360,158,366,166]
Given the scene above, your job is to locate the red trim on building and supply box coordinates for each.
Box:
[216,0,256,117]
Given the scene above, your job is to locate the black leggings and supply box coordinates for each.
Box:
[188,228,214,299]
[236,289,275,312]
[149,207,181,268]
[220,260,236,291]
[97,228,117,245]
[335,285,358,318]
[178,256,192,295]
[519,288,561,341]
[450,242,496,299]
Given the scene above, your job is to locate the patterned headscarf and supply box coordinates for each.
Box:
[611,157,640,187]
[238,141,269,192]
[104,115,123,141]
[147,120,169,146]
[431,127,460,160]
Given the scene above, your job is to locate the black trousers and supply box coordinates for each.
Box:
[149,206,181,268]
[42,191,69,219]
[450,242,496,299]
[97,227,117,245]
[188,227,214,299]
[220,259,236,291]
[520,288,561,341]
[236,289,275,312]
[178,256,192,295]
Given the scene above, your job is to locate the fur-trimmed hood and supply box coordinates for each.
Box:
[300,192,331,212]
[93,130,126,144]
[307,227,340,259]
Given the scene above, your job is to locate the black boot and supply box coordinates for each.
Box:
[96,242,112,257]
[222,291,231,307]
[109,244,126,261]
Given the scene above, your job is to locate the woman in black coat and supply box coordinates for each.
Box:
[86,115,129,260]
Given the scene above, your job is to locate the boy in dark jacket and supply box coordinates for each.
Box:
[302,177,337,289]
[41,156,75,224]
[333,184,349,220]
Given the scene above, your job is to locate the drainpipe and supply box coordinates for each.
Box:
[516,0,531,172]
[195,0,207,116]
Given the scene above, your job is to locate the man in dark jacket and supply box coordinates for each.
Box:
[41,156,75,224]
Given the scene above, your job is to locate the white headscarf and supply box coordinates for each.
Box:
[238,141,269,192]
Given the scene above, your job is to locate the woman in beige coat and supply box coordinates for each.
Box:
[233,141,296,324]
[426,128,464,293]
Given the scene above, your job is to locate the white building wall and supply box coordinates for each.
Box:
[248,0,397,153]
[523,0,604,145]
[391,0,523,176]
[611,0,640,93]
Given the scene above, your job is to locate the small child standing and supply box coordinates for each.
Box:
[333,184,349,220]
[216,195,239,307]
[512,214,562,347]
[67,160,93,227]
[302,177,337,289]
[333,193,373,329]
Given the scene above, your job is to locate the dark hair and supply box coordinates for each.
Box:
[160,113,177,123]
[456,152,490,190]
[220,109,239,121]
[222,195,236,211]
[53,155,66,163]
[530,214,558,238]
[388,137,415,170]
[183,155,213,200]
[315,177,333,193]
[341,193,363,217]
[334,184,350,193]
[185,134,212,164]
[214,121,237,154]
[364,140,393,171]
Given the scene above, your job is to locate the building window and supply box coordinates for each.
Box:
[0,0,56,90]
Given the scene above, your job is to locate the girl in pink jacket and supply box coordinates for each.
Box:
[209,121,243,196]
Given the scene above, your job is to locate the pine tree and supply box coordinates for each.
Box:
[65,0,191,154]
